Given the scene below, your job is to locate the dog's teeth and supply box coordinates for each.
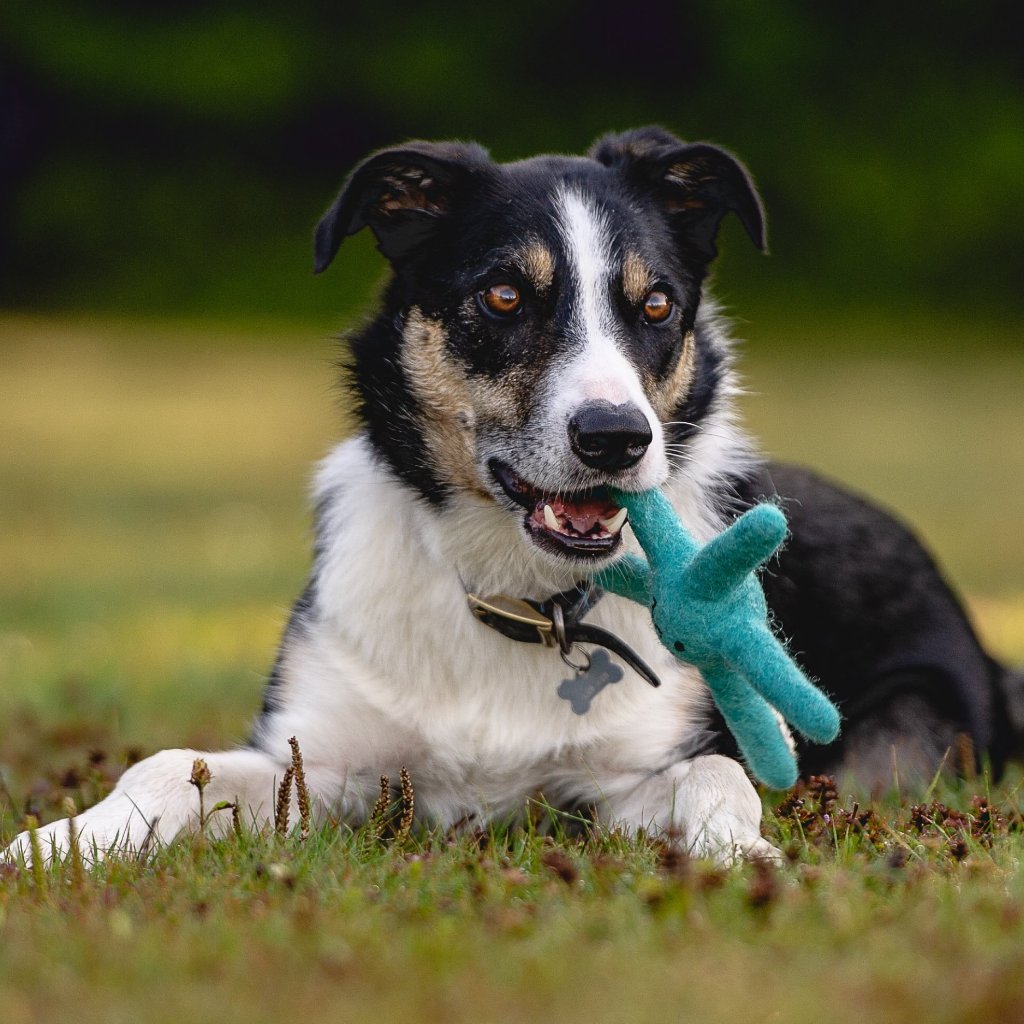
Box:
[543,504,560,531]
[599,508,628,534]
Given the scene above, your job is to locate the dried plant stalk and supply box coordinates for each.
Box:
[397,766,415,842]
[370,774,391,840]
[275,764,295,837]
[136,813,161,862]
[288,736,312,840]
[63,796,85,888]
[24,815,46,893]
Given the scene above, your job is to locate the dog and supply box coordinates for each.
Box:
[6,126,1020,866]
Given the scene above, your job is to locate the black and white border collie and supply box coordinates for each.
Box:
[6,126,1018,865]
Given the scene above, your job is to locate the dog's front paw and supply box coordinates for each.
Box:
[683,816,782,866]
[4,816,84,869]
[3,750,198,867]
[743,834,784,863]
[4,798,161,868]
[600,753,778,867]
[728,833,783,865]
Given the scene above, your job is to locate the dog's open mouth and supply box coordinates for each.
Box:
[489,459,627,559]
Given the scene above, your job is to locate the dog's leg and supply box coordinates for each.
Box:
[3,746,315,867]
[600,754,776,863]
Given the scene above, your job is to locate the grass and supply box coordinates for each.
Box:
[1,311,1023,1023]
[6,779,1024,1024]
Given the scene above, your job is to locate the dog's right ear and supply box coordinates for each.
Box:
[314,141,491,272]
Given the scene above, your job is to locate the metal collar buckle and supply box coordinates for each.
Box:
[466,593,557,646]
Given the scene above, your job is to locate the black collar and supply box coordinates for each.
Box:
[467,582,597,645]
[467,582,660,688]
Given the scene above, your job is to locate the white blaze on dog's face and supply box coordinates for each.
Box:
[475,186,673,564]
[535,186,670,485]
[313,128,765,570]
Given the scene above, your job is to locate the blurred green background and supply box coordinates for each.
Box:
[1,0,1022,321]
[0,2,1022,793]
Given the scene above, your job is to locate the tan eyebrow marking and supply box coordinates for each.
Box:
[516,241,555,294]
[622,250,654,306]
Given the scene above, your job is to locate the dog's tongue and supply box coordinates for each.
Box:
[547,494,621,534]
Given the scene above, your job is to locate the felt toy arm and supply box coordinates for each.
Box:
[686,504,787,597]
[702,663,800,789]
[719,623,840,745]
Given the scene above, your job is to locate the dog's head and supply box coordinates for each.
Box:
[315,126,764,571]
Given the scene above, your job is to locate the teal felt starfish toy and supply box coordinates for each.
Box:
[593,488,840,789]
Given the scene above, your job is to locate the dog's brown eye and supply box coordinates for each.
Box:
[642,289,673,324]
[480,284,522,318]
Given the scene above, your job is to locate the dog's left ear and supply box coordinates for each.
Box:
[314,140,491,272]
[590,126,766,260]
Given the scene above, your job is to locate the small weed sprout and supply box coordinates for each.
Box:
[189,758,212,828]
[188,758,236,841]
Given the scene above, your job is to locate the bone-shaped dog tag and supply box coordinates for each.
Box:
[557,648,624,715]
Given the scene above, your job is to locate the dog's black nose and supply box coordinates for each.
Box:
[568,401,653,472]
